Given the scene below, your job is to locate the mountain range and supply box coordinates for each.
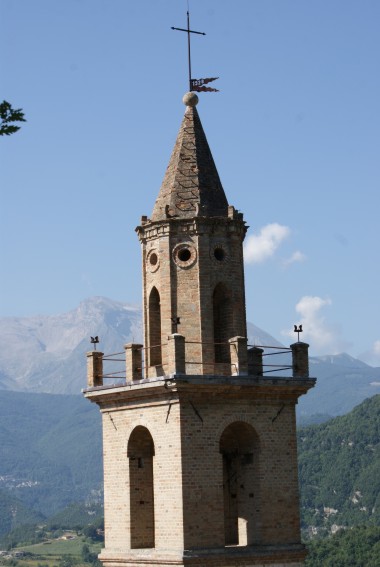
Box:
[0,296,379,416]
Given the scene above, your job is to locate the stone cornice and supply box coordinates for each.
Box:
[136,216,248,244]
[83,374,316,409]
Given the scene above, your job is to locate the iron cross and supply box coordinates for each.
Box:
[172,10,206,91]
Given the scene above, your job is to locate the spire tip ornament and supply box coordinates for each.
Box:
[183,92,199,107]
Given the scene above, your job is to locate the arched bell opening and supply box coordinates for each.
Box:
[127,426,155,549]
[219,421,260,547]
[148,286,162,367]
[213,283,233,365]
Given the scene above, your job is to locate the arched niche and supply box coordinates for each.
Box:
[219,422,260,546]
[213,283,233,364]
[127,426,155,549]
[148,286,162,367]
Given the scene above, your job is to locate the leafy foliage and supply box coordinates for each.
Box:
[298,395,380,535]
[305,525,380,566]
[46,502,103,532]
[0,101,25,136]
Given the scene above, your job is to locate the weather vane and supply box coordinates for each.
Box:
[90,336,99,350]
[171,3,219,93]
[294,325,303,342]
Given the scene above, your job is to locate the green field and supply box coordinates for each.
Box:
[0,536,102,567]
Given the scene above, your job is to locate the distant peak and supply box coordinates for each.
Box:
[77,296,140,313]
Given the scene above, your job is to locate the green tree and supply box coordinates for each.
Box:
[58,555,77,567]
[0,101,26,136]
[81,544,99,565]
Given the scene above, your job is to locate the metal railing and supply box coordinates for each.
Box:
[247,344,293,375]
[87,337,309,388]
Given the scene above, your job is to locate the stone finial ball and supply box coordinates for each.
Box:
[183,92,199,107]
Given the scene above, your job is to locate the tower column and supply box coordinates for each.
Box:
[167,333,186,375]
[229,336,248,375]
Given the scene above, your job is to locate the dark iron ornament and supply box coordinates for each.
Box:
[172,10,219,92]
[294,325,303,342]
[90,336,100,350]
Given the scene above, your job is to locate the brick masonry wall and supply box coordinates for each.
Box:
[179,396,301,549]
[88,380,306,566]
[101,397,185,553]
[137,216,247,377]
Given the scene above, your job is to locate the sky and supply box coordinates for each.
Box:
[1,0,379,364]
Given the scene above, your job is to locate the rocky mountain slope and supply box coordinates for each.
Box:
[0,296,281,395]
[0,297,141,394]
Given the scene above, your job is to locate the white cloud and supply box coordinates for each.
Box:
[282,295,350,355]
[283,250,306,267]
[358,340,380,367]
[244,223,290,264]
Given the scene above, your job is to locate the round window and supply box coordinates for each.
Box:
[178,248,191,262]
[147,249,160,272]
[172,243,197,269]
[149,252,158,266]
[210,243,229,265]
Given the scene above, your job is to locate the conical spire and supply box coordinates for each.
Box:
[151,93,228,221]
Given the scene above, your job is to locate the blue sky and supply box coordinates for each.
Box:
[1,0,379,363]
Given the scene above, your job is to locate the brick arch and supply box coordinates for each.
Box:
[127,426,155,549]
[213,282,233,365]
[219,421,261,546]
[148,286,162,367]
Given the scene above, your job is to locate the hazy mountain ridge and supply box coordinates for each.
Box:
[0,297,281,396]
[0,391,102,519]
[0,296,379,414]
[0,297,141,394]
[302,355,380,416]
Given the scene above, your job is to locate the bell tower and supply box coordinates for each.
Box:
[137,92,247,378]
[84,93,315,567]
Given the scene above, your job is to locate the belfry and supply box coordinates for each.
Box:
[140,92,247,379]
[84,92,315,566]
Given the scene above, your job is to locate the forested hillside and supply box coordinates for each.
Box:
[305,525,380,567]
[0,391,102,517]
[298,394,380,535]
[0,489,44,538]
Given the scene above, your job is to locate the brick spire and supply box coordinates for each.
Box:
[151,92,228,221]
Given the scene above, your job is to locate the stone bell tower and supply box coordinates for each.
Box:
[84,93,315,567]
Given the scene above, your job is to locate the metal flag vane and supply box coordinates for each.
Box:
[90,336,99,350]
[294,325,303,342]
[171,6,219,93]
